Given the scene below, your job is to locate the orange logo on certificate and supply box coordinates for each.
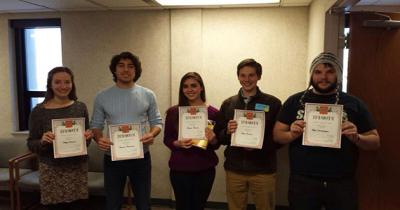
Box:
[120,125,130,133]
[319,105,329,115]
[64,120,73,128]
[188,107,198,115]
[245,112,254,120]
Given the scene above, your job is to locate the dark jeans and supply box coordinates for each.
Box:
[170,168,216,210]
[288,174,358,210]
[104,153,151,210]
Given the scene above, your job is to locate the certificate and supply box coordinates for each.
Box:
[303,103,343,148]
[178,106,208,140]
[52,118,87,158]
[231,110,265,149]
[109,123,143,161]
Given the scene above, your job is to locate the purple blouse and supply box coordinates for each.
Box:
[163,105,219,172]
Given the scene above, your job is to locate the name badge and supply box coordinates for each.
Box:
[255,103,269,112]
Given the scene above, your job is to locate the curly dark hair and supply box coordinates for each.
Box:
[109,51,142,82]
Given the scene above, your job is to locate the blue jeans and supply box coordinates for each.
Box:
[288,174,358,210]
[103,153,151,210]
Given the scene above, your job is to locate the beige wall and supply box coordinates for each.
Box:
[307,0,337,81]
[0,6,310,205]
[0,16,14,138]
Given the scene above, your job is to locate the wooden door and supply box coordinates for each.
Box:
[348,12,400,210]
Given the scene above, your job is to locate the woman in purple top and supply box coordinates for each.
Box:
[164,72,219,210]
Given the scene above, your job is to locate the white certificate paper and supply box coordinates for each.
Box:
[231,110,265,149]
[178,106,208,140]
[52,118,87,158]
[303,103,343,148]
[109,123,143,161]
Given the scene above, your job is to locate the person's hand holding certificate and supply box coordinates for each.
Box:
[178,106,208,149]
[231,110,265,149]
[109,123,144,161]
[52,118,87,158]
[303,103,343,148]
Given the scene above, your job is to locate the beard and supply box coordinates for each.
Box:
[311,80,337,94]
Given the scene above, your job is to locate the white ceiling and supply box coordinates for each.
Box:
[0,0,399,14]
[0,0,313,13]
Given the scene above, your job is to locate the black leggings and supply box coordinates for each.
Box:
[170,168,216,210]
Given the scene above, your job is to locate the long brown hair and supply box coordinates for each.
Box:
[178,72,206,106]
[43,66,77,103]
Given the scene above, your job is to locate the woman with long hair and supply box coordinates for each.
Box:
[164,72,219,210]
[27,67,92,210]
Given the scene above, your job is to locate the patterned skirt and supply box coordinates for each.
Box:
[39,161,89,205]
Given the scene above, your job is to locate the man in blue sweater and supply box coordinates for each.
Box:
[91,51,163,210]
